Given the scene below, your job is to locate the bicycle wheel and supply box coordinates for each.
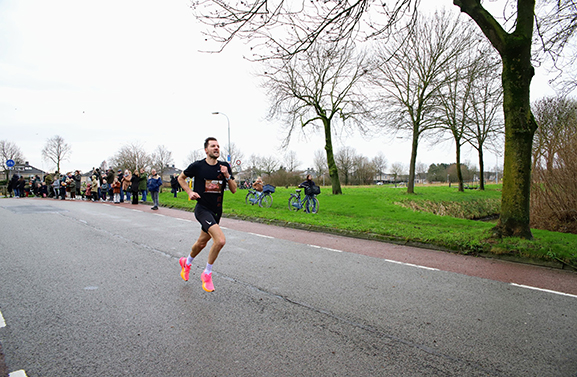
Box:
[288,195,300,211]
[245,191,257,205]
[305,196,319,214]
[259,193,273,208]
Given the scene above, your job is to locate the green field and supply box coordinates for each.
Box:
[159,184,577,269]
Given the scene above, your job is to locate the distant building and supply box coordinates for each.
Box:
[1,161,46,181]
[160,165,182,186]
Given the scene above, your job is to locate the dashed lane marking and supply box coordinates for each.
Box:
[384,259,440,271]
[510,283,577,299]
[308,244,343,253]
[248,232,274,239]
[0,310,5,328]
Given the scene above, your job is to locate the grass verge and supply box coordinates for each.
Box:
[159,184,577,270]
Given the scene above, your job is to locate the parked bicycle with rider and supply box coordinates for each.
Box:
[288,174,320,213]
[246,177,275,207]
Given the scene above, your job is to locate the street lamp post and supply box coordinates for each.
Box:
[212,112,231,163]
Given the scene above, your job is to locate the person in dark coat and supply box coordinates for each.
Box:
[7,174,18,197]
[170,175,179,198]
[130,169,140,205]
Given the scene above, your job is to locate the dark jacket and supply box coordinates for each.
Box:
[130,175,140,193]
[147,175,162,192]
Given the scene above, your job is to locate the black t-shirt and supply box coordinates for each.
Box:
[183,159,234,213]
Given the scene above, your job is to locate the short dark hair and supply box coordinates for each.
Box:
[204,137,217,149]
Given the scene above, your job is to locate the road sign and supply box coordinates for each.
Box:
[236,160,241,166]
[6,159,15,167]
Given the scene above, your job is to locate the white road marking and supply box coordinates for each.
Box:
[307,244,344,253]
[384,259,440,271]
[0,310,5,328]
[176,218,191,222]
[510,283,577,299]
[248,232,274,239]
[9,370,28,377]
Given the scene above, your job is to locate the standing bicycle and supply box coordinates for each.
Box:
[288,174,320,213]
[246,183,275,207]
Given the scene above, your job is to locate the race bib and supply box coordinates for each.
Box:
[204,179,223,194]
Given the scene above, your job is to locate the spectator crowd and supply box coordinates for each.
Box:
[6,167,164,210]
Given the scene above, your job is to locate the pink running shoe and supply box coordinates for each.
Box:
[179,257,191,281]
[201,272,215,292]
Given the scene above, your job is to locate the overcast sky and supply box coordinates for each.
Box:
[0,0,566,175]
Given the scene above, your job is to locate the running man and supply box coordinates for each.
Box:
[177,137,237,292]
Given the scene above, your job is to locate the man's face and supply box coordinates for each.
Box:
[205,140,220,159]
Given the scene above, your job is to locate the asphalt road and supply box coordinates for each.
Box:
[0,198,576,376]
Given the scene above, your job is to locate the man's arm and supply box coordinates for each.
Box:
[220,164,237,194]
[178,172,200,200]
[227,176,237,194]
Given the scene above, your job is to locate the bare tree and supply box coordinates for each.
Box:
[110,142,152,173]
[436,18,497,192]
[1,140,25,183]
[192,0,420,59]
[0,140,25,167]
[335,146,357,186]
[250,154,280,178]
[352,155,377,185]
[390,162,406,185]
[262,40,373,194]
[465,55,504,190]
[184,149,205,167]
[283,150,300,172]
[371,153,388,182]
[312,150,327,182]
[535,0,577,93]
[532,96,577,170]
[416,161,428,182]
[370,10,468,194]
[42,135,71,173]
[152,145,175,177]
[220,142,244,173]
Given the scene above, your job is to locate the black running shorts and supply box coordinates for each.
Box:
[194,204,221,233]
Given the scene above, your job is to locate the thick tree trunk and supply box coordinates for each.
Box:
[323,118,342,195]
[493,47,537,239]
[454,0,537,239]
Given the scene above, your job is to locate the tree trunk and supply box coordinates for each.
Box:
[456,145,464,191]
[454,0,537,239]
[493,45,537,239]
[323,118,342,195]
[478,147,485,190]
[407,131,419,194]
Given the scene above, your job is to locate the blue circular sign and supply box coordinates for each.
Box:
[6,159,15,167]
